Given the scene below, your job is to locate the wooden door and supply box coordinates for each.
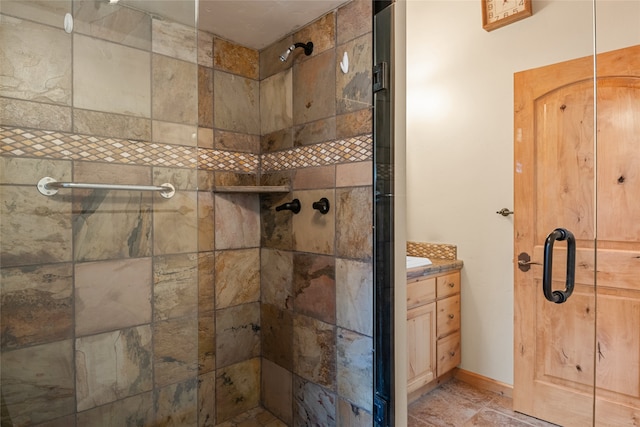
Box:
[514,45,640,426]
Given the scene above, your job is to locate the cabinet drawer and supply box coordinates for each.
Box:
[436,295,460,338]
[407,277,436,309]
[436,272,460,298]
[436,331,461,377]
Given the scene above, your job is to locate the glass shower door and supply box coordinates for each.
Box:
[0,0,200,424]
[513,56,596,427]
[593,3,640,424]
[512,2,598,425]
[516,4,640,426]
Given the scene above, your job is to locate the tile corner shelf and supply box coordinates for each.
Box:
[212,186,291,194]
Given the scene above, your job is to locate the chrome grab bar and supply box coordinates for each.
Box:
[37,177,176,199]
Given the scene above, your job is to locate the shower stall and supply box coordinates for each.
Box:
[0,0,375,425]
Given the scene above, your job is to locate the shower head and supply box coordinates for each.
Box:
[279,42,313,62]
[279,45,294,62]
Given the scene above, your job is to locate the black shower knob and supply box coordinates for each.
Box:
[312,197,330,214]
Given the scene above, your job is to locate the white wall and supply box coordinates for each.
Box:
[405,0,639,385]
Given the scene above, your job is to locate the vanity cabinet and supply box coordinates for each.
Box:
[407,270,461,395]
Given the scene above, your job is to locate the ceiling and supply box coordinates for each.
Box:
[125,0,348,50]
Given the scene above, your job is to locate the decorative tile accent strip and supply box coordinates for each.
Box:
[1,127,372,173]
[261,135,373,171]
[0,127,197,168]
[407,242,457,260]
[198,149,258,173]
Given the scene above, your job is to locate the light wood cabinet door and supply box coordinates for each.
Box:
[407,302,436,393]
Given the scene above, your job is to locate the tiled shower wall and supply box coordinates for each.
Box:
[258,0,374,425]
[0,0,373,425]
[1,1,208,425]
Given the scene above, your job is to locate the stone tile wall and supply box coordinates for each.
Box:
[259,1,374,425]
[0,2,205,425]
[0,0,373,426]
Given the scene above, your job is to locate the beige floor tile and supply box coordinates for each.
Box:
[409,378,560,427]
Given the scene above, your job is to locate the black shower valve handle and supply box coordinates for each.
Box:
[312,197,330,214]
[275,199,301,214]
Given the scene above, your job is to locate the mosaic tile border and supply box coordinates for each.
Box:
[0,127,200,169]
[261,135,373,171]
[407,242,457,260]
[198,149,258,172]
[0,127,372,173]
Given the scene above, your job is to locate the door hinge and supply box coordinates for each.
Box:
[374,395,389,426]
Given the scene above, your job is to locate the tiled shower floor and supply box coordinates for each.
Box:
[408,379,560,427]
[215,406,286,427]
[217,378,560,426]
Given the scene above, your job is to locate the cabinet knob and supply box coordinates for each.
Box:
[449,351,456,357]
[448,282,455,288]
[448,314,455,319]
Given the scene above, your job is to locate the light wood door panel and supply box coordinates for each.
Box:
[595,289,640,400]
[535,284,595,389]
[533,80,595,243]
[597,78,640,243]
[514,44,640,426]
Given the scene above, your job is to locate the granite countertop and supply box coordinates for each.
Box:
[407,258,464,281]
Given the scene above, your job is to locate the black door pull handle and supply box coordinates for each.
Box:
[542,228,576,304]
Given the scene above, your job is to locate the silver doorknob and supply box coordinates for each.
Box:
[496,208,514,216]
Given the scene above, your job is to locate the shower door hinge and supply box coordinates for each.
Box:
[373,62,388,92]
[373,395,389,426]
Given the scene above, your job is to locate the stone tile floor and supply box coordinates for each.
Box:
[215,406,286,427]
[408,379,560,427]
